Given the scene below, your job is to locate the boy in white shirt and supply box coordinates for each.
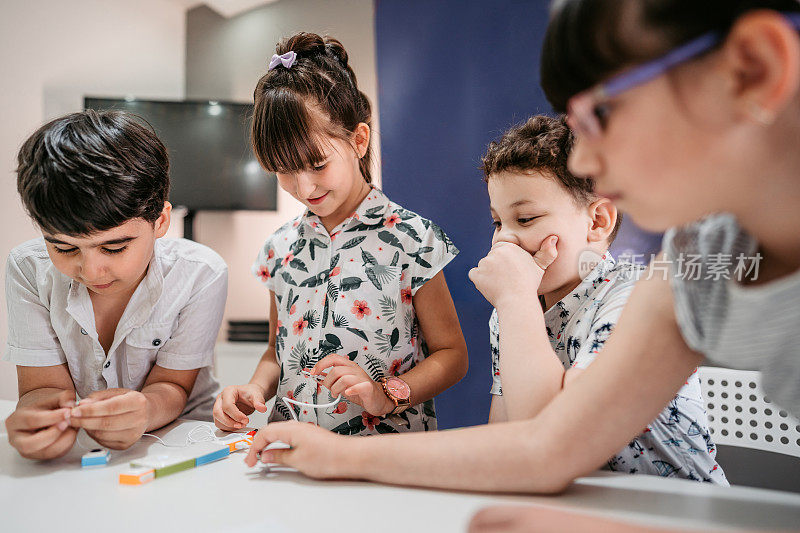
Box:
[4,110,227,460]
[479,116,725,482]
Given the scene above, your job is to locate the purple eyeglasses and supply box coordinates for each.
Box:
[566,12,800,140]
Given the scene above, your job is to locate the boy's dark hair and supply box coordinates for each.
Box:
[481,114,622,243]
[16,110,169,236]
[541,0,800,112]
[251,32,373,182]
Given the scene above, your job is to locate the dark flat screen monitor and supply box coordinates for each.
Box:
[84,97,277,211]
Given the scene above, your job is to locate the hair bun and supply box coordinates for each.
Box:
[277,32,326,57]
[323,37,349,68]
[276,32,351,69]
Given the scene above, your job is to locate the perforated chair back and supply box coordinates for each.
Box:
[698,366,800,458]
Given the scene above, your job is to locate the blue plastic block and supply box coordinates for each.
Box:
[81,449,110,467]
[194,446,229,466]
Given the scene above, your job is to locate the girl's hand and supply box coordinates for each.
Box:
[69,389,148,450]
[5,389,76,460]
[244,420,350,479]
[213,383,268,431]
[311,355,394,417]
[469,237,558,308]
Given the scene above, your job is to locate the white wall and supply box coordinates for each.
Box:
[185,0,380,326]
[0,0,187,400]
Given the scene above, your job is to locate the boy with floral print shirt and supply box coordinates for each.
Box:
[480,116,726,483]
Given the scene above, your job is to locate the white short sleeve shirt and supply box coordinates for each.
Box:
[664,213,800,418]
[4,237,227,419]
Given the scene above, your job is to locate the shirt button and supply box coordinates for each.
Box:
[80,328,88,335]
[104,361,111,369]
[152,339,162,347]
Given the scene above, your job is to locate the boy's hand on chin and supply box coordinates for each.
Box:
[69,388,149,450]
[469,236,558,307]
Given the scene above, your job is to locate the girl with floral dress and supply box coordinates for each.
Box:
[212,32,468,436]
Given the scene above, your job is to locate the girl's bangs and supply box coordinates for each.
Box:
[252,88,334,173]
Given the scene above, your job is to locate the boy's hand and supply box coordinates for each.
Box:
[469,236,558,307]
[244,420,350,479]
[312,355,394,417]
[5,389,76,460]
[69,388,148,450]
[213,383,268,431]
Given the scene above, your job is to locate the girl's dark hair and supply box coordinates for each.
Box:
[542,0,800,112]
[481,115,622,242]
[252,32,373,183]
[16,110,170,236]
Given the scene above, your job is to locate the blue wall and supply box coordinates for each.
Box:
[376,0,553,428]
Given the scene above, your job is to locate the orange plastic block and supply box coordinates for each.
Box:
[226,430,257,452]
[119,466,155,486]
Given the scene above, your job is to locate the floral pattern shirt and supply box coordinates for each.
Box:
[489,253,728,484]
[253,187,458,435]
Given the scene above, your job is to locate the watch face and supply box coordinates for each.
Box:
[386,377,411,400]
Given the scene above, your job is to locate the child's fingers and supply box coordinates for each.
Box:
[55,389,78,409]
[70,409,142,431]
[213,415,239,432]
[71,392,142,418]
[39,426,78,459]
[241,389,267,414]
[14,424,66,455]
[219,388,249,425]
[330,374,362,398]
[220,405,247,429]
[533,236,559,270]
[312,354,356,375]
[258,447,292,465]
[320,365,352,391]
[212,397,242,430]
[343,381,373,399]
[245,422,300,467]
[213,396,233,428]
[11,407,71,432]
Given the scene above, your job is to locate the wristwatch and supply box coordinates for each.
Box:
[380,376,411,415]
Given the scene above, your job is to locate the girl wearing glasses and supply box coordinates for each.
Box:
[245,0,800,496]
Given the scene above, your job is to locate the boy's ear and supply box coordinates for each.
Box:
[154,201,172,239]
[352,122,370,158]
[586,198,616,244]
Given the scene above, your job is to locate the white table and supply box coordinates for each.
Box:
[1,400,799,532]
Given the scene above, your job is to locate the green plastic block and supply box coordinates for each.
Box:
[154,458,195,478]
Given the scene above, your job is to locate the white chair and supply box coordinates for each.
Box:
[697,366,800,458]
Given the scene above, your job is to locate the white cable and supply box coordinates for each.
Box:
[281,394,342,421]
[142,424,229,448]
[281,369,342,421]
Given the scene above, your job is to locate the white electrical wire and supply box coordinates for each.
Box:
[142,424,230,448]
[281,369,342,422]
